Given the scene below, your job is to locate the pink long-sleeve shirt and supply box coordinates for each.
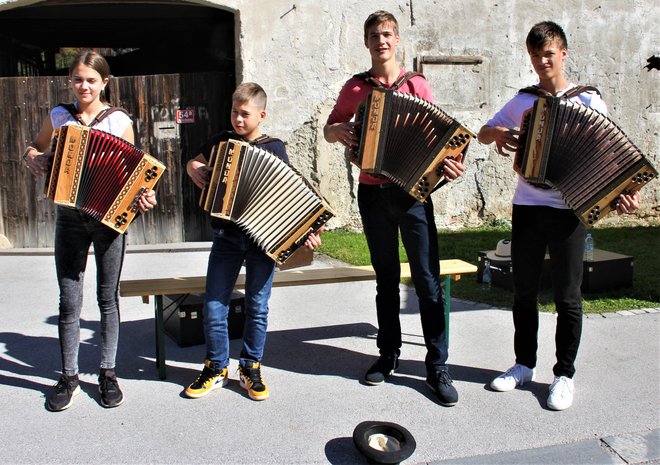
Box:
[327,69,434,185]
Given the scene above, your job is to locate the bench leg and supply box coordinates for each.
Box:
[444,275,451,345]
[154,295,167,379]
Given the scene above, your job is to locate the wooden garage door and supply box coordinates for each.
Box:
[0,71,232,247]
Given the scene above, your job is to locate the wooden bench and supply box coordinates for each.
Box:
[120,259,477,379]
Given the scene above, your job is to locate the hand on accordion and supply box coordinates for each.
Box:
[24,149,53,178]
[616,191,641,215]
[492,126,521,157]
[327,122,358,149]
[303,226,325,251]
[442,153,466,182]
[187,159,211,189]
[137,189,157,213]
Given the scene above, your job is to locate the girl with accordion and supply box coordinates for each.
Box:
[22,50,157,411]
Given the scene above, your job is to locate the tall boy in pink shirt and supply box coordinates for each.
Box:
[324,10,465,406]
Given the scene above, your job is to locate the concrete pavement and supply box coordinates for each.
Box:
[0,243,658,464]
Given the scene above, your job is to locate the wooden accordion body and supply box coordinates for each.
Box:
[354,88,475,201]
[45,124,166,233]
[514,96,657,226]
[199,139,335,265]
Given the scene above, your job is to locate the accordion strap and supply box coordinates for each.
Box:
[57,103,131,128]
[518,85,601,99]
[250,134,283,146]
[562,85,601,99]
[208,130,284,148]
[354,71,426,90]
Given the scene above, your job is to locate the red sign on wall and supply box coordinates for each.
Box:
[176,109,196,124]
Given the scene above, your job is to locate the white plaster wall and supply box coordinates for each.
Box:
[2,0,658,230]
[232,0,659,229]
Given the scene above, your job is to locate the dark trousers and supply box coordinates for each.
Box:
[511,205,585,378]
[358,183,447,373]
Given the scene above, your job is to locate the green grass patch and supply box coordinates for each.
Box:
[318,225,660,313]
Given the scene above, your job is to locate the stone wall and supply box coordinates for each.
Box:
[233,0,659,229]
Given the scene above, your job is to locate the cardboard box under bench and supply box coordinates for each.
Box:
[476,249,633,293]
[581,249,634,293]
[162,292,245,347]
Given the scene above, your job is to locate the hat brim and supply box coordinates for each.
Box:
[485,251,511,261]
[353,421,416,464]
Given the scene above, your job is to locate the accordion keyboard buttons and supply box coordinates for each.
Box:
[145,166,159,182]
[587,205,602,225]
[278,250,290,262]
[114,212,129,228]
[446,133,470,149]
[632,171,655,184]
[414,178,431,199]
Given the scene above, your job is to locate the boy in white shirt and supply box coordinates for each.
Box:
[478,21,640,411]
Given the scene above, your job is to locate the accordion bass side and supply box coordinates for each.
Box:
[354,88,475,201]
[199,139,335,265]
[514,96,657,226]
[45,124,166,233]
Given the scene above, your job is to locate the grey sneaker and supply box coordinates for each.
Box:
[490,363,535,392]
[47,374,80,412]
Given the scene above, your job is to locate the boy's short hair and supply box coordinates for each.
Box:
[363,10,399,41]
[526,21,568,52]
[232,82,267,110]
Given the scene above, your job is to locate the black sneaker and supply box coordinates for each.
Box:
[98,368,124,408]
[239,361,269,401]
[426,369,458,406]
[364,353,399,385]
[47,374,80,412]
[185,360,229,399]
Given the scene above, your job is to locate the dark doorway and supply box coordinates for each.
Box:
[0,1,235,245]
[0,2,235,77]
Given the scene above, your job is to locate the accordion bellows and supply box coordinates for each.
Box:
[199,139,335,265]
[515,96,657,226]
[45,124,166,233]
[355,88,475,201]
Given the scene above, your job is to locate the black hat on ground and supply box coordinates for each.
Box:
[352,420,416,464]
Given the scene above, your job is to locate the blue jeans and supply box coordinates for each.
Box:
[358,183,448,373]
[204,222,275,369]
[511,205,585,378]
[55,206,126,376]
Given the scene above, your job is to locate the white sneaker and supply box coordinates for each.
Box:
[547,375,574,411]
[490,363,536,392]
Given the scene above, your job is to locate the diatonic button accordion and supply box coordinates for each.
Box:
[199,139,335,265]
[45,124,166,233]
[514,95,657,225]
[353,88,475,201]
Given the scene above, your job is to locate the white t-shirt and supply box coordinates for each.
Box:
[50,103,132,138]
[485,84,608,209]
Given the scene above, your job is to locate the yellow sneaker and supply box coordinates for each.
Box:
[238,361,269,401]
[184,360,228,398]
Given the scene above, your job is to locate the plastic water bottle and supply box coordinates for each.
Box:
[482,261,492,290]
[584,233,594,261]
